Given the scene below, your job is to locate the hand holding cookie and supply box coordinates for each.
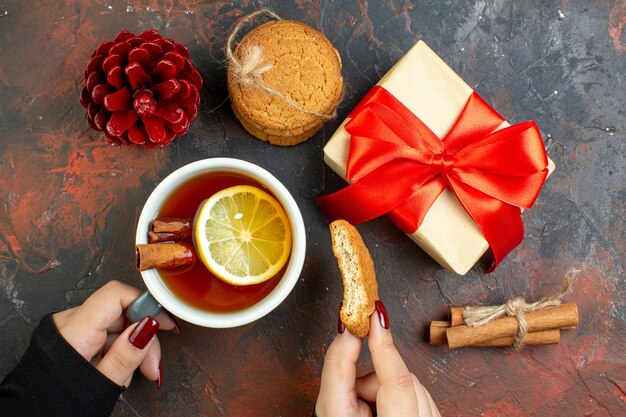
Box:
[316,221,441,416]
[316,307,441,417]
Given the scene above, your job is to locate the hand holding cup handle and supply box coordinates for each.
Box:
[52,281,178,389]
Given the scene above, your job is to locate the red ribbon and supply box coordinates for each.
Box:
[318,86,549,270]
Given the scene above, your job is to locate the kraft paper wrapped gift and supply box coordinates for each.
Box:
[322,41,555,275]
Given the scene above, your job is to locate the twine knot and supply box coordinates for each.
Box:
[504,297,526,316]
[232,44,273,86]
[463,274,576,350]
[226,8,336,120]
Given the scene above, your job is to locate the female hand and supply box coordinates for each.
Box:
[316,300,441,417]
[52,280,178,389]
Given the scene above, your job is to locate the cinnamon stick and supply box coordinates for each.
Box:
[450,306,577,329]
[429,321,560,347]
[450,307,465,326]
[136,242,195,271]
[429,321,452,344]
[148,218,192,243]
[446,303,578,349]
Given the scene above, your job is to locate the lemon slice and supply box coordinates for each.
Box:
[194,185,292,286]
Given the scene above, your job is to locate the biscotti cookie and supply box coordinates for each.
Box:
[329,220,379,338]
[227,19,343,146]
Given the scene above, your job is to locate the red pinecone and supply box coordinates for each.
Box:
[80,30,202,147]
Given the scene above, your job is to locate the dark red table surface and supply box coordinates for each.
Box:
[1,1,624,416]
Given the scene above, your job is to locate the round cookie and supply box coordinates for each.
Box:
[227,20,343,146]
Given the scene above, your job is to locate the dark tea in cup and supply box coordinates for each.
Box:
[134,158,305,328]
[156,172,286,312]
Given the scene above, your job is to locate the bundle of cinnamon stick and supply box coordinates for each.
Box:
[136,218,196,271]
[429,303,578,349]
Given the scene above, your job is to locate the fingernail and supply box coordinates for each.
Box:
[375,300,389,330]
[156,363,162,389]
[129,316,159,349]
[337,301,345,334]
[166,311,181,335]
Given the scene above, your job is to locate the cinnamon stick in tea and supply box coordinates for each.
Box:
[136,242,195,271]
[446,303,578,349]
[148,218,192,243]
[429,321,560,347]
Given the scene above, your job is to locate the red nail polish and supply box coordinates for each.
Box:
[166,311,181,335]
[129,316,159,349]
[375,300,389,329]
[337,302,345,334]
[156,363,162,389]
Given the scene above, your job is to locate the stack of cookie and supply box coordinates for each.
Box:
[227,20,343,146]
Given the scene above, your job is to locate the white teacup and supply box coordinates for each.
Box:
[127,158,306,328]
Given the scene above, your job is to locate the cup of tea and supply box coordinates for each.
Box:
[127,158,306,328]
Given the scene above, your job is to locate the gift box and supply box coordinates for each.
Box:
[320,41,554,275]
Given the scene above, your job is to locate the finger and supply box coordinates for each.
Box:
[315,305,367,417]
[106,315,127,334]
[429,394,442,417]
[81,281,143,331]
[427,391,442,417]
[316,330,363,417]
[357,402,373,417]
[139,337,161,383]
[320,330,363,393]
[412,374,442,417]
[411,374,436,417]
[102,333,119,356]
[367,301,412,387]
[80,280,143,331]
[97,316,159,387]
[154,311,177,332]
[355,372,379,402]
[90,332,117,366]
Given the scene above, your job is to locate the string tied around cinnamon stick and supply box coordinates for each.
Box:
[225,8,337,120]
[463,276,574,350]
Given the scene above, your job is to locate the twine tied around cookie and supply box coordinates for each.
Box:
[225,8,337,120]
[463,275,575,350]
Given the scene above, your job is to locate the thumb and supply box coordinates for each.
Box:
[320,329,363,392]
[97,316,159,387]
[316,328,365,417]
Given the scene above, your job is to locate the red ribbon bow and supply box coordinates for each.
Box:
[318,86,549,270]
